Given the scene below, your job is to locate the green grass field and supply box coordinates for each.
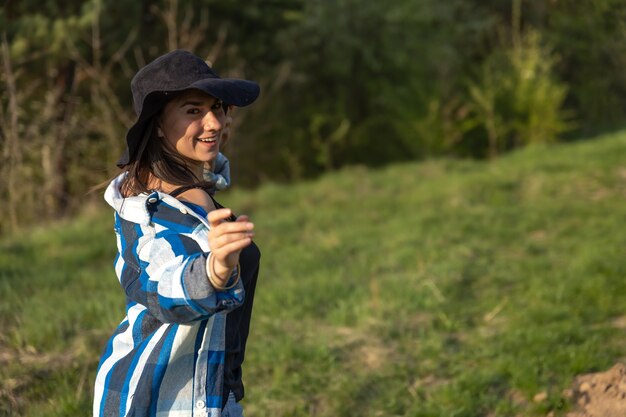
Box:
[1,132,625,416]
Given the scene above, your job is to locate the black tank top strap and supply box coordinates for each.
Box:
[169,184,212,198]
[207,193,222,208]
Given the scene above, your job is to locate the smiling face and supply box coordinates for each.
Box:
[158,89,226,171]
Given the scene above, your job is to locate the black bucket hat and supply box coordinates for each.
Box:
[116,49,260,167]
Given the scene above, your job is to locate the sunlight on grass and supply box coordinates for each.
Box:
[1,132,626,416]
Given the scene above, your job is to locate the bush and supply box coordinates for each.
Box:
[467,30,572,158]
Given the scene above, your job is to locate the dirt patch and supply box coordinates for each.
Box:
[564,363,626,417]
[332,325,397,371]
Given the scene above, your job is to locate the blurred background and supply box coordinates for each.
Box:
[2,1,626,416]
[2,0,626,232]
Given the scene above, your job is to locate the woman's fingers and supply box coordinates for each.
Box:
[207,209,232,228]
[207,209,255,261]
[207,208,233,228]
[215,238,252,259]
[210,225,254,258]
[208,210,254,232]
[213,221,254,235]
[212,231,255,248]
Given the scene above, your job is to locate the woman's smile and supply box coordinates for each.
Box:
[195,136,220,148]
[196,137,218,144]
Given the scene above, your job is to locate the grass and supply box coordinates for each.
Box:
[1,131,626,416]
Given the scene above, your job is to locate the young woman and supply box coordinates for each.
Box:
[93,50,261,417]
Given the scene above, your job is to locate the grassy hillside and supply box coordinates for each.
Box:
[1,132,625,416]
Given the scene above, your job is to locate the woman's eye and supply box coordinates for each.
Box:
[211,101,224,110]
[187,108,201,115]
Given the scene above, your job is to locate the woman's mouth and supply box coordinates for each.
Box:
[197,137,218,144]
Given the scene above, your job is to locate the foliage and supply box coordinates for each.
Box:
[1,131,626,415]
[467,29,571,158]
[2,0,626,231]
[543,0,626,128]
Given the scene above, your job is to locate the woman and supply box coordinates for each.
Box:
[93,50,261,417]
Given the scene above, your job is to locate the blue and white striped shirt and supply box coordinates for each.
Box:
[94,174,245,417]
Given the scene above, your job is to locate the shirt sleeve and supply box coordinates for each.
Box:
[121,229,245,324]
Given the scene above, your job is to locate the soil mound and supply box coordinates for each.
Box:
[566,363,626,417]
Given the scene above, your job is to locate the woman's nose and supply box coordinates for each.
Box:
[202,111,223,132]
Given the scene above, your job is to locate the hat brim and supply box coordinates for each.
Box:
[116,78,260,168]
[190,78,260,107]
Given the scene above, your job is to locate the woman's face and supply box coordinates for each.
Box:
[158,89,226,167]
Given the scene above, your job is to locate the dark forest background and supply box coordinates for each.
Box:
[2,0,626,233]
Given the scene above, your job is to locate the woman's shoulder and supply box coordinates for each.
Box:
[173,187,216,214]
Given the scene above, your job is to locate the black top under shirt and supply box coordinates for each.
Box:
[169,185,261,409]
[222,236,261,407]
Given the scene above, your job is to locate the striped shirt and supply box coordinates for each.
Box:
[94,174,245,417]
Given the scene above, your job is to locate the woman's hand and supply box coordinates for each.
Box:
[207,208,254,286]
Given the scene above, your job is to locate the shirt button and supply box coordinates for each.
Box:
[195,400,206,409]
[179,207,188,214]
[147,197,158,204]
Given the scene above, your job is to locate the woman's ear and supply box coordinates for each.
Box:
[220,114,233,147]
[220,106,235,147]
